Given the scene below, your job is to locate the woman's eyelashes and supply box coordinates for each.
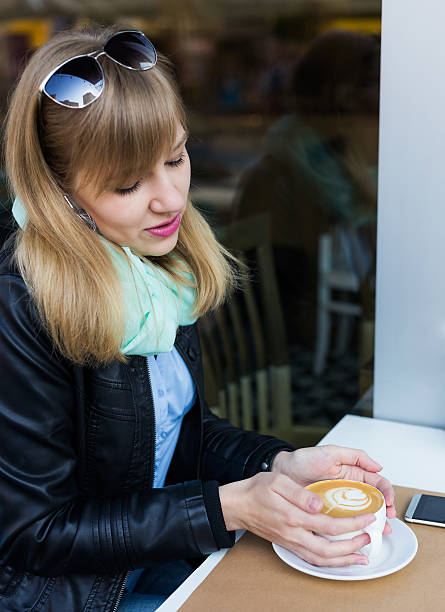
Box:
[114,152,187,195]
[166,152,186,167]
[115,181,142,196]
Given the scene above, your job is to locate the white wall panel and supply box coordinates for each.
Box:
[375,0,445,426]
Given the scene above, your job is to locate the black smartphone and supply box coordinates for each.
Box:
[405,493,445,527]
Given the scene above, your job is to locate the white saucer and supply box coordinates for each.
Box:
[272,518,418,581]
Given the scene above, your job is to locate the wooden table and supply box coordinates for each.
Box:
[158,416,445,611]
[179,486,445,611]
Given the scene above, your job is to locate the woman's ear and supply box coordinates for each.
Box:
[64,194,99,233]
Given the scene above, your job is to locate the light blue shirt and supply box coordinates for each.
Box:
[149,348,196,487]
[125,346,196,593]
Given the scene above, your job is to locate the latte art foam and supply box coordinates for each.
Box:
[325,487,372,513]
[306,479,384,518]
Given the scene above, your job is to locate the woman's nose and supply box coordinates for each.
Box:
[148,172,184,214]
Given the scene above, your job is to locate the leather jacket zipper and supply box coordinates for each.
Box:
[145,356,156,487]
[113,357,156,611]
[112,572,130,612]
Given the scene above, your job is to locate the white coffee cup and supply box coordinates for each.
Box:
[305,479,386,561]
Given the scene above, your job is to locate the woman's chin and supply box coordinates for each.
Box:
[132,233,179,257]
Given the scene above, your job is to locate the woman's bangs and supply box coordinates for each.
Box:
[74,60,185,196]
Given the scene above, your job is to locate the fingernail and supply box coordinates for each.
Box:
[309,495,322,512]
[359,558,369,565]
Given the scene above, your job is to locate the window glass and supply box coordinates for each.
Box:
[172,5,381,442]
[1,3,381,443]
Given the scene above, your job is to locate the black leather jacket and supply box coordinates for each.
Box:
[0,236,294,612]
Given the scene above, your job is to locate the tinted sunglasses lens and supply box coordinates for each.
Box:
[104,31,157,70]
[44,56,104,108]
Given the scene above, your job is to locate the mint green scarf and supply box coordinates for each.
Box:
[12,197,197,356]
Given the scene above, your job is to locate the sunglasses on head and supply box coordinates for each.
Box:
[38,30,157,109]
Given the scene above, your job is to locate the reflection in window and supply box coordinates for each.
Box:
[179,11,381,443]
[0,6,381,443]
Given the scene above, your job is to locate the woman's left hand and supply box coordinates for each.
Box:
[272,445,397,533]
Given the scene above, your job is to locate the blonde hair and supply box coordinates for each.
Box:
[5,25,236,366]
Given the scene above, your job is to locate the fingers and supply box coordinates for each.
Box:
[307,511,376,537]
[383,520,392,535]
[361,471,394,502]
[360,471,396,514]
[299,529,370,557]
[287,531,370,567]
[271,473,323,513]
[297,550,368,568]
[322,445,383,473]
[386,504,397,519]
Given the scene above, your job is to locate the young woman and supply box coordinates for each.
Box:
[0,26,395,611]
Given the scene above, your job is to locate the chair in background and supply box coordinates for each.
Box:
[199,212,329,448]
[313,230,362,376]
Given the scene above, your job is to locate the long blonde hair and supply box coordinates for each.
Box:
[5,25,236,366]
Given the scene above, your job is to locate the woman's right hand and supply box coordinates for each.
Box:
[218,472,375,567]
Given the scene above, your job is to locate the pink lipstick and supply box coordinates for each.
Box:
[146,214,181,237]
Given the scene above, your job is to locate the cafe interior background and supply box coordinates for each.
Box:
[0,0,383,447]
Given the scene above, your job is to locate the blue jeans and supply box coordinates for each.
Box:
[118,560,195,612]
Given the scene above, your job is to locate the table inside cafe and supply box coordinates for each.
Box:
[158,415,445,611]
